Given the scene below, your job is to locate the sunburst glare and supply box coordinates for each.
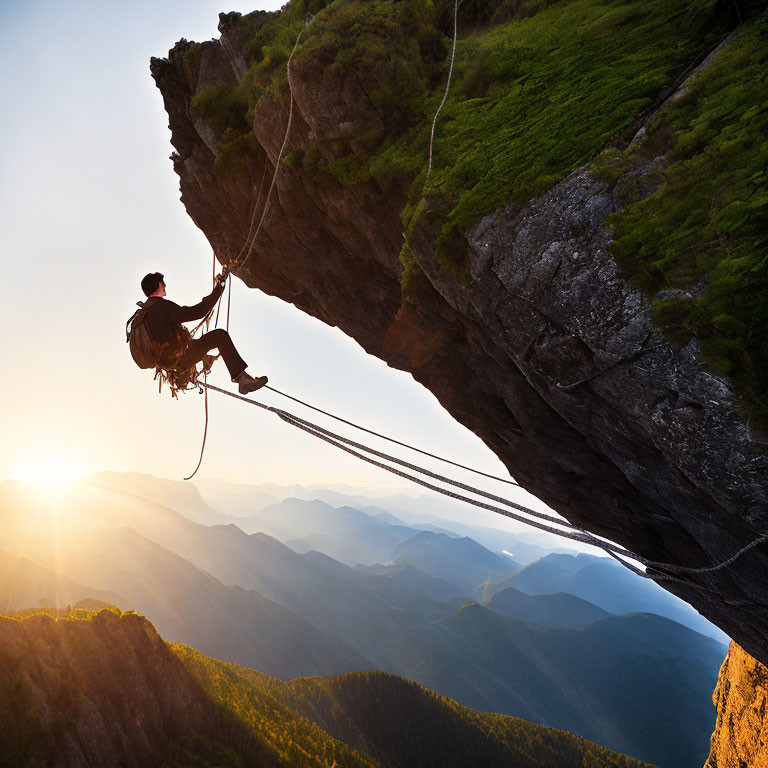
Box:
[12,455,86,489]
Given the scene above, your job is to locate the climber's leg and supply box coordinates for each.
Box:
[177,329,247,379]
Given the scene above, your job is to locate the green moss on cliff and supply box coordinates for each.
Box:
[605,12,768,422]
[201,0,733,209]
[191,83,251,135]
[397,0,737,286]
[178,0,767,410]
[219,0,737,289]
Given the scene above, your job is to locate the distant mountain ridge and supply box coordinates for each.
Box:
[494,553,725,640]
[485,586,611,627]
[391,530,520,593]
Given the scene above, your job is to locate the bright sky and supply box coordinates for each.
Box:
[0,0,522,501]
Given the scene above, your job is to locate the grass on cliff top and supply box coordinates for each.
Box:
[245,0,732,213]
[178,0,733,208]
[600,11,768,424]
[397,0,735,282]
[202,0,735,276]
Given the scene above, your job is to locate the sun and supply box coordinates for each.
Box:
[13,456,86,489]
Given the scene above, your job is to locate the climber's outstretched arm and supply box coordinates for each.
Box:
[170,283,224,323]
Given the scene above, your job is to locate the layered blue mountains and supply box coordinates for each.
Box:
[0,472,728,768]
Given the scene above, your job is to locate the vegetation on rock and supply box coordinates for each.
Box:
[0,610,280,768]
[601,11,768,423]
[0,609,657,768]
[189,0,766,421]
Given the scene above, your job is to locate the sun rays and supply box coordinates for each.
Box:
[11,455,86,489]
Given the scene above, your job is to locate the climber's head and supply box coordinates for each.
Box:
[141,272,166,297]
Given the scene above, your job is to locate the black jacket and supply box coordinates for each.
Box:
[144,284,224,345]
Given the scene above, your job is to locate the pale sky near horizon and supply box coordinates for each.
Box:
[0,0,557,523]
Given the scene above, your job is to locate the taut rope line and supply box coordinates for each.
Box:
[231,23,308,276]
[200,381,768,588]
[263,383,522,488]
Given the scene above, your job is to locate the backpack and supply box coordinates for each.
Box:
[126,298,189,370]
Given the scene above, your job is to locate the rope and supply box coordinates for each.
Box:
[184,256,223,480]
[268,402,577,532]
[202,382,617,545]
[226,274,232,333]
[184,372,210,480]
[426,0,459,180]
[232,24,307,275]
[233,154,271,267]
[263,384,522,488]
[198,381,768,588]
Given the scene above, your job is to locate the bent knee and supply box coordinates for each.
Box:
[208,329,230,344]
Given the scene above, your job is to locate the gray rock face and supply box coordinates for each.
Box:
[421,166,768,657]
[151,26,768,664]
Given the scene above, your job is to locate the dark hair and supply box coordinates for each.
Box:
[141,272,164,297]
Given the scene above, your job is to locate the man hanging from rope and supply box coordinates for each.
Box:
[135,271,267,394]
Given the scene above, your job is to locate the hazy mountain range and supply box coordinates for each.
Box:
[0,472,728,767]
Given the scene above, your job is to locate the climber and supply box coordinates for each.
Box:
[136,272,268,394]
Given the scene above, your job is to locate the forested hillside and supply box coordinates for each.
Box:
[0,608,654,768]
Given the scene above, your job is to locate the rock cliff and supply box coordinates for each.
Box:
[0,610,280,767]
[705,642,768,768]
[150,0,768,665]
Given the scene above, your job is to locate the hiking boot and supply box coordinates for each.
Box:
[234,372,268,394]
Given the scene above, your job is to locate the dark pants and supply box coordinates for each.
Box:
[175,329,247,380]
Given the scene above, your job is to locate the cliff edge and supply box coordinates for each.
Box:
[150,0,768,663]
